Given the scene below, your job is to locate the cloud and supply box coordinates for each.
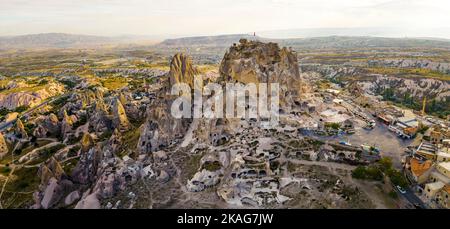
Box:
[0,0,449,37]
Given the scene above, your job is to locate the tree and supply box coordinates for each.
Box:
[378,157,393,172]
[352,166,367,179]
[352,165,383,181]
[366,166,384,181]
[388,169,409,188]
[14,105,29,113]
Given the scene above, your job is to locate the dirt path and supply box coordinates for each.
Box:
[288,159,357,171]
[0,166,16,209]
[344,176,397,209]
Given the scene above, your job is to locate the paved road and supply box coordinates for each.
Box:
[394,185,427,209]
[403,187,427,209]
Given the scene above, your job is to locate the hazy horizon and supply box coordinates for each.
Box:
[1,0,450,39]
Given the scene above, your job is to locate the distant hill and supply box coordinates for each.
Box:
[0,33,117,49]
[2,33,450,50]
[278,36,450,49]
[0,33,158,49]
[257,27,450,40]
[157,35,450,49]
[159,34,260,47]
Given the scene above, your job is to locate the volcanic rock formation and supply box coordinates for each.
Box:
[112,98,130,132]
[219,39,306,109]
[168,53,200,89]
[0,132,8,159]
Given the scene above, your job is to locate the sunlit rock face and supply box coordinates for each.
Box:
[0,132,8,159]
[219,39,307,109]
[138,97,191,154]
[15,118,28,139]
[33,113,61,138]
[137,54,194,154]
[138,40,308,155]
[0,82,65,110]
[168,53,199,89]
[111,98,130,132]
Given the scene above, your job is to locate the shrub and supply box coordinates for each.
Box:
[366,166,384,181]
[60,79,77,89]
[202,161,222,172]
[387,169,408,188]
[325,122,341,130]
[352,165,383,181]
[14,105,29,113]
[0,166,11,174]
[378,157,393,172]
[352,166,367,179]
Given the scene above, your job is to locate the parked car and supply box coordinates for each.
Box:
[396,185,406,194]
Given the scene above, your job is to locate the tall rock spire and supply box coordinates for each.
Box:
[112,98,130,132]
[15,118,28,139]
[168,53,199,89]
[0,132,9,159]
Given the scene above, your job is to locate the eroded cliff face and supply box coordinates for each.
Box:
[357,75,450,100]
[137,53,194,154]
[111,98,130,132]
[368,59,450,74]
[0,82,65,110]
[219,39,307,108]
[0,132,8,159]
[18,39,387,209]
[33,113,60,138]
[168,53,199,89]
[138,40,311,154]
[301,61,449,114]
[137,99,189,153]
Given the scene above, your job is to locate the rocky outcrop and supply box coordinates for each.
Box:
[80,132,94,152]
[38,157,65,186]
[300,65,359,79]
[0,132,9,159]
[79,89,103,109]
[219,39,306,108]
[64,190,80,206]
[35,157,73,209]
[14,118,28,139]
[79,131,144,202]
[137,99,189,154]
[156,170,170,183]
[137,53,194,154]
[71,147,102,184]
[4,112,19,123]
[33,113,60,138]
[168,53,199,89]
[74,192,101,209]
[368,59,450,74]
[90,99,111,133]
[0,82,64,110]
[104,129,122,156]
[187,169,221,192]
[111,98,130,132]
[356,75,450,103]
[61,110,75,138]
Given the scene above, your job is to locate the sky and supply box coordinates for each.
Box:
[0,0,449,38]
